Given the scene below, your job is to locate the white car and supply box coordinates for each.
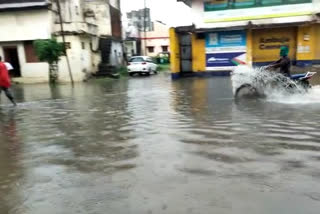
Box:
[127,56,158,76]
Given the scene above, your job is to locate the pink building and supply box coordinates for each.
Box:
[140,21,170,57]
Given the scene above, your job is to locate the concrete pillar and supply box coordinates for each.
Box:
[192,34,206,72]
[169,28,180,75]
[246,29,253,66]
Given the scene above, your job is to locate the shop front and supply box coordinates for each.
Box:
[251,27,297,66]
[170,24,320,79]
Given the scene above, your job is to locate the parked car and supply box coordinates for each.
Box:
[127,56,158,76]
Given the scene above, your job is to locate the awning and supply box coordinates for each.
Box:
[194,15,318,33]
[0,2,48,11]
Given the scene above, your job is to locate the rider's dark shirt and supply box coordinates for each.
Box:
[270,56,291,77]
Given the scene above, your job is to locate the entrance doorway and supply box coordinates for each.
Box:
[3,46,21,77]
[179,33,192,73]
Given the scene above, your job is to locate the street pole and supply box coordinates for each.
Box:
[144,0,147,55]
[56,0,74,86]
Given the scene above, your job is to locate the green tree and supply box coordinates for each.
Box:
[34,38,65,84]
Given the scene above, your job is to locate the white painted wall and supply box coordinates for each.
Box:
[109,41,123,67]
[58,35,100,82]
[0,9,51,42]
[57,0,84,23]
[0,2,102,83]
[0,36,97,83]
[124,41,137,58]
[57,36,86,82]
[17,44,49,79]
[85,0,112,36]
[109,0,120,9]
[313,0,320,11]
[0,42,49,81]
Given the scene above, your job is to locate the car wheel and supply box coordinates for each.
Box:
[129,73,135,77]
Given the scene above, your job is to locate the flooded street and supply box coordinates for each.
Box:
[1,73,320,214]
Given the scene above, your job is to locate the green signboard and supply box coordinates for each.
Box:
[261,0,283,6]
[204,0,229,11]
[234,0,255,8]
[204,0,312,11]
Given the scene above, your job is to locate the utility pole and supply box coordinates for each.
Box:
[56,0,74,86]
[144,0,147,55]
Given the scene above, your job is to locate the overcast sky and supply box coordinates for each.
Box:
[121,0,192,27]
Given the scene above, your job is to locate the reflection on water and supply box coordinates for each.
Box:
[1,74,320,214]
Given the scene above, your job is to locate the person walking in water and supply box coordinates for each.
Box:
[0,56,16,106]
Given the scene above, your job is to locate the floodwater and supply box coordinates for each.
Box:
[1,73,320,214]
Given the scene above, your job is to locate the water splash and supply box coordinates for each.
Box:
[267,85,320,104]
[231,65,320,104]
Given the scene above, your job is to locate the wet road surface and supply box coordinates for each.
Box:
[1,73,320,214]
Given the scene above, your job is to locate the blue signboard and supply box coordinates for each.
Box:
[205,30,247,70]
[206,52,246,67]
[205,30,246,49]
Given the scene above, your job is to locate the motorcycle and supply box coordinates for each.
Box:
[233,68,317,99]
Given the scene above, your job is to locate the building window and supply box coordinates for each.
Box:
[147,46,154,53]
[24,41,39,63]
[65,42,71,50]
[162,46,168,52]
[81,42,85,50]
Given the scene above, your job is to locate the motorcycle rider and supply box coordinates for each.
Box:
[267,46,291,77]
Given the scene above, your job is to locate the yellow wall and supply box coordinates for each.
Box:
[252,27,297,62]
[296,24,320,61]
[296,25,316,61]
[191,34,206,72]
[246,29,253,65]
[315,24,320,60]
[169,28,180,73]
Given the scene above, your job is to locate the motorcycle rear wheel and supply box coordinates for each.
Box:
[235,84,261,99]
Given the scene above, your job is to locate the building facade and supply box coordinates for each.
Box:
[124,8,152,59]
[171,0,320,78]
[0,0,122,83]
[141,21,170,57]
[124,8,170,58]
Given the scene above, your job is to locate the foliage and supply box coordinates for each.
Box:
[157,63,170,71]
[117,66,129,76]
[34,38,65,64]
